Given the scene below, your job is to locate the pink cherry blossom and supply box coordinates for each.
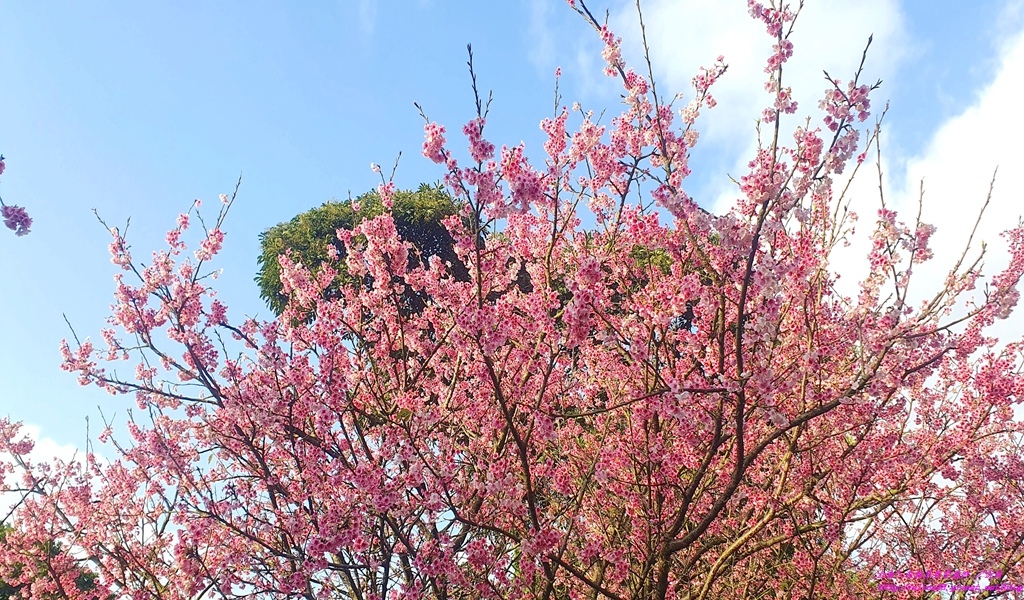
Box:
[2,204,31,236]
[422,121,448,164]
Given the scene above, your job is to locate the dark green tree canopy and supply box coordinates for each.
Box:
[256,184,692,332]
[256,184,468,317]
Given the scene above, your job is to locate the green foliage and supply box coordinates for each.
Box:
[629,244,673,276]
[256,184,465,316]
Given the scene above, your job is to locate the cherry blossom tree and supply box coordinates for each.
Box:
[3,1,1024,599]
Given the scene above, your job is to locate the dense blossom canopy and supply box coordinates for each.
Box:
[3,1,1024,599]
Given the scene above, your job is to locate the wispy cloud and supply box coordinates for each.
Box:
[996,0,1024,46]
[358,0,378,36]
[528,0,557,74]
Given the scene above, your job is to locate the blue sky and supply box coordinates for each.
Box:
[1,0,1023,456]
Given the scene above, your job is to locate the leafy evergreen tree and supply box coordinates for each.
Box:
[256,184,469,318]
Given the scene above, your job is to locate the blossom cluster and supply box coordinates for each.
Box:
[0,155,32,236]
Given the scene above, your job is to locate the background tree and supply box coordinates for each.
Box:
[258,185,684,331]
[256,184,469,317]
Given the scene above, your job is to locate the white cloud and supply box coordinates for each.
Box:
[1,423,90,519]
[881,21,1024,341]
[5,423,84,466]
[613,0,908,210]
